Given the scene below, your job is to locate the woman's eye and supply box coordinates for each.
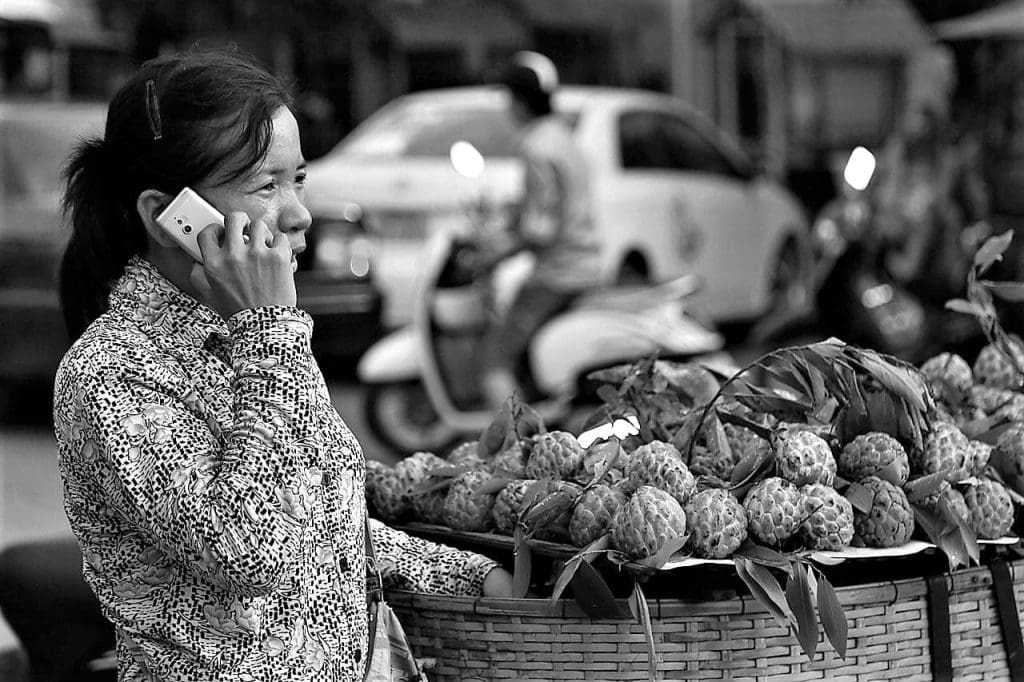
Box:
[296,173,307,186]
[258,181,277,192]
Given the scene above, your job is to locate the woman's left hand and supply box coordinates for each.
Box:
[481,567,515,597]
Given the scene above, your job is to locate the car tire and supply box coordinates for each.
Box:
[364,381,461,456]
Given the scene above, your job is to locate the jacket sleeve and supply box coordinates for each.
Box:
[367,519,500,596]
[58,306,321,597]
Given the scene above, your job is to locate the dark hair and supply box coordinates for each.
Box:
[59,48,293,340]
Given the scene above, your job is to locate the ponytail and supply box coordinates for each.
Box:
[59,137,146,342]
[58,48,293,342]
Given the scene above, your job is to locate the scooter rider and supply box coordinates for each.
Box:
[477,51,603,409]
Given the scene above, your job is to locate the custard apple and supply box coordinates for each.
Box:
[569,484,628,547]
[963,478,1015,539]
[685,488,747,558]
[621,440,696,506]
[525,431,585,480]
[443,470,497,532]
[852,476,914,547]
[800,483,854,551]
[609,486,688,560]
[775,427,836,486]
[838,432,910,486]
[743,477,804,547]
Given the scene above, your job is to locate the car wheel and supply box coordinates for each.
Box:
[364,382,460,456]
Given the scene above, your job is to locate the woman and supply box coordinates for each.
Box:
[53,49,512,681]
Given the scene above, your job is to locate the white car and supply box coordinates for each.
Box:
[306,86,811,327]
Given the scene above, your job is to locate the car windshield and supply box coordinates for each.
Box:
[338,99,521,159]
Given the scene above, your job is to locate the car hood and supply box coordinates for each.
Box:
[305,154,522,216]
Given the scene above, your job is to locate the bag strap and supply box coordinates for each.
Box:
[990,559,1024,679]
[926,574,953,682]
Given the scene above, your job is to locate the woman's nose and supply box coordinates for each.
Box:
[282,195,312,234]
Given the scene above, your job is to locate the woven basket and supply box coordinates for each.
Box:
[388,559,1024,681]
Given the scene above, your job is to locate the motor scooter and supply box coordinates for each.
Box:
[356,143,731,455]
[759,147,984,362]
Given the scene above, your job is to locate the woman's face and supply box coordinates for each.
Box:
[197,105,311,270]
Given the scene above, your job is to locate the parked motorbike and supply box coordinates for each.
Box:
[356,143,731,455]
[788,146,984,362]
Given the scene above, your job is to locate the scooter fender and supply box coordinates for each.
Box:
[530,305,725,396]
[356,328,421,384]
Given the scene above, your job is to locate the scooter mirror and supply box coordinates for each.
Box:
[450,140,485,178]
[843,146,876,191]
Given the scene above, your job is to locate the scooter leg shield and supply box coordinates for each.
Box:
[356,328,420,383]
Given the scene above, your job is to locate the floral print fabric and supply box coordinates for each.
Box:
[53,257,498,681]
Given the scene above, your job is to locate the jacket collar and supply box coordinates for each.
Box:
[107,256,229,362]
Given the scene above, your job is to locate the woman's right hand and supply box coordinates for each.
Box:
[191,211,297,319]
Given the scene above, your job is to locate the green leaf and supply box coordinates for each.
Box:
[586,439,624,487]
[412,477,456,496]
[734,557,792,627]
[981,281,1024,303]
[425,465,471,478]
[848,350,931,413]
[733,393,812,423]
[473,476,514,497]
[974,230,1013,271]
[514,402,547,440]
[904,472,948,503]
[815,570,848,659]
[786,562,819,657]
[512,526,532,598]
[913,506,969,571]
[937,496,980,566]
[522,491,574,528]
[550,535,612,602]
[845,483,874,514]
[550,557,583,603]
[732,541,793,573]
[479,400,514,458]
[946,298,989,319]
[571,561,628,619]
[629,582,659,682]
[637,535,690,570]
[716,410,774,441]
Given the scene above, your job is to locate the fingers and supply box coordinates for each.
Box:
[222,212,250,251]
[196,223,224,262]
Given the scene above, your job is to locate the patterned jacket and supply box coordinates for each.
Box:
[53,257,498,681]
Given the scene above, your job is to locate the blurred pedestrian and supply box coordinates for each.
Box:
[48,48,512,681]
[477,51,602,409]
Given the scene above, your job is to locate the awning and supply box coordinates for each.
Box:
[741,0,932,56]
[374,0,527,48]
[932,0,1024,41]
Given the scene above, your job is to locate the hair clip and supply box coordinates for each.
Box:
[145,79,163,141]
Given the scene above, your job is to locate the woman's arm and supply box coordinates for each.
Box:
[56,306,321,597]
[367,519,511,596]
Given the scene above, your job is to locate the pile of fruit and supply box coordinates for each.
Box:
[365,338,1024,566]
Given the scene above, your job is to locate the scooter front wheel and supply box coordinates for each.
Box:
[364,381,462,456]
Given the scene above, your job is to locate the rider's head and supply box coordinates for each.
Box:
[499,51,558,124]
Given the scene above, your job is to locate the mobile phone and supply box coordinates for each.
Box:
[155,187,225,263]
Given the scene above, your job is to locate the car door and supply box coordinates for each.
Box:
[605,106,769,319]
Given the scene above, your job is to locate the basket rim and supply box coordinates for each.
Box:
[386,558,1022,619]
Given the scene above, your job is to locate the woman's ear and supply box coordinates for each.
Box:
[136,189,177,248]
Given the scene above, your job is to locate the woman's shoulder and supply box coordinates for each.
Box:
[57,313,157,386]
